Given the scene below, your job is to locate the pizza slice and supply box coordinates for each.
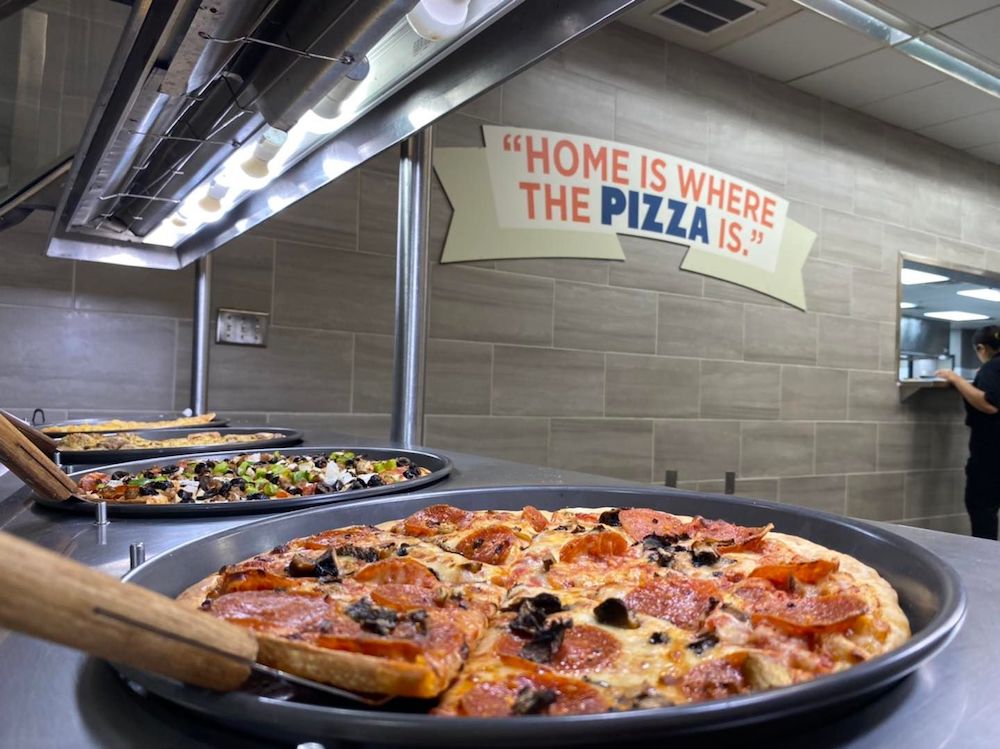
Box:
[179,523,506,698]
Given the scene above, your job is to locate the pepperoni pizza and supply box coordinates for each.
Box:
[179,504,910,715]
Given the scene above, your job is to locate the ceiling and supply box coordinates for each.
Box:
[620,0,1000,165]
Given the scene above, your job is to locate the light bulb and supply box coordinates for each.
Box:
[196,178,230,215]
[406,0,470,41]
[302,58,370,134]
[240,127,288,181]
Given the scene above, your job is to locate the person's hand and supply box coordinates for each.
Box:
[935,368,958,383]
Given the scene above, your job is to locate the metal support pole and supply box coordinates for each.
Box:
[390,128,433,446]
[190,255,212,415]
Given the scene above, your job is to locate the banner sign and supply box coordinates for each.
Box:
[434,126,816,309]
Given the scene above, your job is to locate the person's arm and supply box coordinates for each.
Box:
[936,369,999,414]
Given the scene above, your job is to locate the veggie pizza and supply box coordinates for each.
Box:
[179,504,910,714]
[77,451,431,504]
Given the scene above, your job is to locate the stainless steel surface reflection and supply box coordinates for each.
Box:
[0,428,992,747]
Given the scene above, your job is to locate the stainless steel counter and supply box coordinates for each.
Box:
[0,431,995,748]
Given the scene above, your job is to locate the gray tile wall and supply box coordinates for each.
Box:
[3,23,995,535]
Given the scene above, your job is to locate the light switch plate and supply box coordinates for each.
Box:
[216,308,269,346]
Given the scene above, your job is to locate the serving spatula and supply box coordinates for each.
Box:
[0,409,79,502]
[0,531,390,706]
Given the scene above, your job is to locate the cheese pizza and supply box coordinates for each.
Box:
[180,504,910,714]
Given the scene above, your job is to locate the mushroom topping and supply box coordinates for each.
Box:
[742,653,793,690]
[345,597,398,635]
[286,549,339,579]
[518,618,573,664]
[690,541,721,567]
[511,686,558,715]
[687,632,719,655]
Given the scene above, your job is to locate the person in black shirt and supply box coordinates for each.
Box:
[937,325,1000,539]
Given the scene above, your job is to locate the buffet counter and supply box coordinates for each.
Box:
[0,429,994,748]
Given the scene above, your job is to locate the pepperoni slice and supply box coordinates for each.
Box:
[78,472,109,493]
[216,567,302,594]
[354,557,439,586]
[750,559,839,588]
[497,625,621,673]
[752,594,869,635]
[559,530,629,563]
[681,654,748,701]
[618,508,688,542]
[522,505,549,532]
[207,590,329,634]
[687,517,772,551]
[624,574,720,630]
[370,583,438,611]
[457,671,609,716]
[299,526,386,550]
[456,525,519,565]
[402,504,472,537]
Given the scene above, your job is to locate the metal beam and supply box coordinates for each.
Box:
[190,255,212,414]
[390,128,432,447]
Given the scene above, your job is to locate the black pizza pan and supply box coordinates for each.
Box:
[31,447,452,517]
[54,427,304,464]
[42,415,229,437]
[115,484,965,747]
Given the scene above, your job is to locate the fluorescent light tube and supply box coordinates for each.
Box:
[924,311,989,322]
[958,288,1000,302]
[899,302,917,309]
[901,268,950,285]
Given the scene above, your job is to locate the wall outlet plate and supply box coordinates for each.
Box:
[216,308,269,347]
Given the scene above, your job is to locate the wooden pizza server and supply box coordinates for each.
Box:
[0,411,81,502]
[0,532,388,703]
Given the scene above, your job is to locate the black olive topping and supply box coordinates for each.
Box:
[348,479,366,490]
[246,492,268,501]
[687,633,719,655]
[593,598,639,629]
[313,456,328,468]
[110,470,129,480]
[396,544,410,557]
[193,463,207,474]
[397,456,411,467]
[511,686,558,716]
[138,485,159,496]
[345,598,398,635]
[367,475,384,488]
[597,509,622,526]
[177,491,194,503]
[161,464,179,474]
[230,477,247,491]
[649,631,669,645]
[403,467,420,479]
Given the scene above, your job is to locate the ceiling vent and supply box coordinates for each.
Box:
[655,0,760,34]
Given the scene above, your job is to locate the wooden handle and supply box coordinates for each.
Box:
[0,414,77,500]
[0,532,258,691]
[0,410,58,458]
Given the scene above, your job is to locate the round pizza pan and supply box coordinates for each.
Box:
[42,415,229,437]
[32,447,452,517]
[55,427,304,464]
[115,484,965,747]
